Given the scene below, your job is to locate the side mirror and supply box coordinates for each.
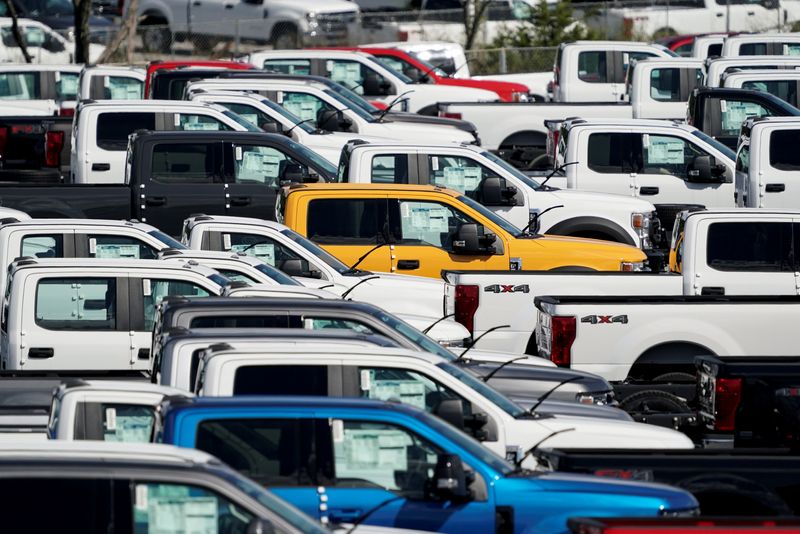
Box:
[480,177,518,206]
[242,0,263,5]
[452,223,496,255]
[260,121,282,134]
[363,72,393,96]
[280,258,321,279]
[433,398,465,430]
[688,155,725,183]
[429,453,470,503]
[247,518,276,534]
[280,163,317,184]
[317,109,349,132]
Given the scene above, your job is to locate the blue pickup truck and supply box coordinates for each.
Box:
[158,396,698,533]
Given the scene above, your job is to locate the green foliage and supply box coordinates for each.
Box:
[492,0,602,48]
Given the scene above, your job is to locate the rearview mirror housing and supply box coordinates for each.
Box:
[280,258,321,278]
[480,176,518,206]
[433,398,465,430]
[688,154,726,183]
[429,453,471,503]
[452,223,497,255]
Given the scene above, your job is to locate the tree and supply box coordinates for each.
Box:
[2,0,31,63]
[73,0,92,64]
[493,0,600,48]
[463,0,492,50]
[96,0,139,63]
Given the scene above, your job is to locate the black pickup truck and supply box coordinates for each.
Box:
[0,131,336,235]
[687,87,800,150]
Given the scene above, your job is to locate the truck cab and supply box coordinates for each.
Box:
[77,65,145,101]
[721,69,800,108]
[721,33,800,56]
[691,35,726,59]
[278,183,648,278]
[735,116,800,209]
[704,56,800,87]
[0,64,81,116]
[627,58,704,119]
[0,258,230,371]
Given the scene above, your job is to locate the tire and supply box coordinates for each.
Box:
[191,36,219,53]
[272,26,299,50]
[619,390,691,414]
[140,24,171,53]
[680,474,793,516]
[653,372,696,383]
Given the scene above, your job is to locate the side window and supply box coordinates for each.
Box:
[586,132,637,173]
[195,418,333,486]
[88,235,158,259]
[334,420,440,498]
[35,278,116,331]
[393,199,471,248]
[232,365,329,395]
[326,59,368,93]
[307,198,386,244]
[216,268,258,284]
[673,42,694,57]
[719,99,773,137]
[650,68,681,101]
[708,43,723,57]
[133,482,255,532]
[150,142,221,184]
[736,143,750,173]
[371,154,409,184]
[263,59,311,75]
[226,232,300,267]
[0,72,37,99]
[577,51,607,83]
[232,144,308,187]
[189,315,303,328]
[283,92,329,123]
[621,52,657,83]
[104,76,143,99]
[224,102,273,130]
[642,134,703,179]
[21,234,63,258]
[706,221,793,272]
[143,279,210,331]
[428,154,495,196]
[769,129,800,170]
[742,81,798,107]
[175,113,231,132]
[304,316,375,334]
[96,112,156,151]
[56,72,78,101]
[357,367,466,414]
[740,43,768,55]
[74,402,155,442]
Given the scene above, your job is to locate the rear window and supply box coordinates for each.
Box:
[307,198,386,244]
[96,112,156,151]
[769,129,800,171]
[233,365,328,395]
[577,51,607,83]
[706,221,794,272]
[587,132,637,173]
[150,142,221,184]
[35,277,116,331]
[740,43,768,55]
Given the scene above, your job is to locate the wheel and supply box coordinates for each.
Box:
[191,36,219,53]
[619,390,691,414]
[272,26,299,50]
[140,24,171,53]
[653,372,696,383]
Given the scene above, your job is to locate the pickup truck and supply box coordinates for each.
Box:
[735,116,800,208]
[0,114,71,182]
[0,257,230,371]
[336,141,662,257]
[721,33,800,56]
[444,208,800,355]
[158,396,698,533]
[0,64,81,116]
[278,183,649,278]
[0,129,331,236]
[77,65,145,101]
[243,50,500,115]
[721,69,800,109]
[0,441,332,534]
[705,56,800,88]
[145,60,254,99]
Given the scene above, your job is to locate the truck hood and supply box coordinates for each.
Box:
[513,399,632,421]
[463,361,612,400]
[531,416,695,450]
[412,84,499,101]
[514,235,647,268]
[381,111,478,134]
[269,0,358,13]
[396,314,469,344]
[369,120,475,144]
[546,188,655,213]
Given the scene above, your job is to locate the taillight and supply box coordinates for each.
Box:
[440,112,462,120]
[549,316,576,367]
[58,107,74,117]
[454,284,479,334]
[0,126,8,157]
[714,377,742,431]
[547,129,560,160]
[45,130,64,168]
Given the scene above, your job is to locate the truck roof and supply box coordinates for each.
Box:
[0,440,220,466]
[630,57,704,67]
[742,115,800,127]
[722,69,800,80]
[160,327,396,347]
[130,131,288,145]
[184,214,286,231]
[0,219,157,232]
[251,50,372,60]
[222,284,333,299]
[345,140,480,152]
[159,295,382,315]
[8,257,222,278]
[0,64,81,73]
[78,99,220,110]
[564,118,690,130]
[284,183,458,197]
[55,379,189,398]
[158,248,266,266]
[198,342,439,366]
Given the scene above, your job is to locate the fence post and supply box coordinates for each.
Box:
[499,47,507,74]
[234,19,240,55]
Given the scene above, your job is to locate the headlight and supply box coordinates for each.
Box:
[439,338,469,348]
[620,261,646,272]
[306,11,319,29]
[576,390,615,406]
[511,91,529,102]
[631,211,653,249]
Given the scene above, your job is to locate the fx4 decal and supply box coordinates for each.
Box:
[581,314,628,324]
[484,284,530,294]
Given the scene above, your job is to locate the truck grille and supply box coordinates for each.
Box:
[317,12,357,35]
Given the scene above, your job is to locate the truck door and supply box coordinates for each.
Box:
[760,127,800,209]
[305,197,392,272]
[91,111,156,184]
[634,132,732,207]
[186,0,225,35]
[701,94,776,150]
[641,66,703,120]
[693,218,797,295]
[582,132,638,197]
[139,140,226,236]
[22,275,130,370]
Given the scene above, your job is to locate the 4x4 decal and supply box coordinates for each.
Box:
[581,315,628,324]
[484,284,529,294]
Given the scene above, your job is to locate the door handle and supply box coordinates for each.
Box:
[397,259,420,270]
[224,3,234,7]
[328,509,363,522]
[230,196,251,206]
[747,10,755,14]
[137,348,150,360]
[716,12,724,16]
[91,163,110,171]
[701,286,725,296]
[639,186,659,195]
[145,196,166,206]
[192,0,201,5]
[766,183,785,192]
[28,347,54,359]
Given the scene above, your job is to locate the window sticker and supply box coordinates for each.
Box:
[647,136,685,165]
[148,495,217,532]
[785,44,800,56]
[283,93,319,122]
[330,62,362,91]
[231,243,275,265]
[105,77,142,99]
[94,244,141,259]
[236,150,280,183]
[721,101,766,134]
[103,406,154,443]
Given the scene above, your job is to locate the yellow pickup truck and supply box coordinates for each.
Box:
[278,184,648,278]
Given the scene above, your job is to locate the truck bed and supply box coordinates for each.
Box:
[0,184,130,219]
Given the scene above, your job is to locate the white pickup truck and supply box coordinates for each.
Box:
[735,116,800,208]
[77,66,145,101]
[184,79,478,148]
[437,54,703,167]
[0,258,228,371]
[443,208,800,357]
[705,56,800,87]
[242,50,500,114]
[337,141,661,254]
[721,69,800,108]
[192,341,694,465]
[721,33,800,56]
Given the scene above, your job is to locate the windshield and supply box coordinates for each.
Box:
[457,195,525,237]
[372,308,459,360]
[323,89,375,122]
[149,230,188,250]
[481,151,541,189]
[254,263,300,286]
[322,81,380,114]
[691,129,736,161]
[222,110,262,132]
[280,136,337,178]
[438,362,528,419]
[366,55,414,84]
[207,273,233,289]
[279,228,350,274]
[258,97,315,133]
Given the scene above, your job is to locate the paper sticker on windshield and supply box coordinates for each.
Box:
[647,136,684,165]
[105,407,117,431]
[360,369,372,390]
[332,419,344,442]
[235,146,242,161]
[431,156,439,171]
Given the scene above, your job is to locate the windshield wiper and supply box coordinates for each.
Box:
[284,118,315,136]
[375,90,414,122]
[481,355,531,382]
[342,242,390,275]
[526,376,583,415]
[342,495,406,534]
[513,427,576,470]
[341,275,381,300]
[454,324,510,362]
[422,312,455,334]
[538,161,578,190]
[519,204,563,236]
